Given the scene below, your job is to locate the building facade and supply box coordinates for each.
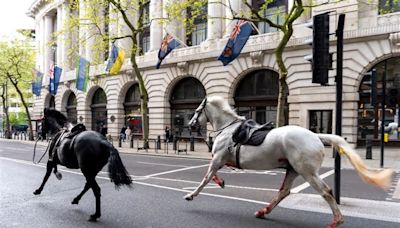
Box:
[28,0,400,146]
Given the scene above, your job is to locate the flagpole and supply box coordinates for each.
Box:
[250,22,261,35]
[163,28,188,47]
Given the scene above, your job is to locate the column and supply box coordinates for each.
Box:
[56,6,62,67]
[79,0,86,57]
[44,15,54,86]
[60,3,71,69]
[207,0,223,39]
[150,0,163,51]
[224,0,241,37]
[163,0,184,42]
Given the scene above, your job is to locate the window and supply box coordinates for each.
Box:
[379,0,400,14]
[139,2,150,54]
[186,4,208,46]
[309,110,332,134]
[252,0,287,34]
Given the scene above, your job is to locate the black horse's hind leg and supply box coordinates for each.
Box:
[34,161,56,195]
[86,176,101,222]
[72,182,90,205]
[53,165,62,180]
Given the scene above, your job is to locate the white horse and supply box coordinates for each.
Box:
[184,96,394,228]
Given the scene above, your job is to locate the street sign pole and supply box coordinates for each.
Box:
[334,13,345,204]
[380,61,387,168]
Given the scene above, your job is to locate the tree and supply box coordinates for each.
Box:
[61,0,152,148]
[0,40,36,140]
[167,0,305,127]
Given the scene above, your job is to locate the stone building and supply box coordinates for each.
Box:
[28,0,400,146]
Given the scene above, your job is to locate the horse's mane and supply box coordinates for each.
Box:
[44,108,69,126]
[207,96,245,120]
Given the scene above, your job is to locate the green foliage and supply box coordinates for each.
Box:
[9,112,28,125]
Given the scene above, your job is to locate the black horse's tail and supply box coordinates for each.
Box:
[108,146,132,189]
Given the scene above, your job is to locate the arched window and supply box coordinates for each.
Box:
[91,88,107,133]
[49,95,55,109]
[170,77,206,138]
[124,84,142,136]
[234,69,283,125]
[358,57,400,145]
[66,93,77,124]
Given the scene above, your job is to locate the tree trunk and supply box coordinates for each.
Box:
[1,86,11,139]
[130,52,149,149]
[8,79,34,140]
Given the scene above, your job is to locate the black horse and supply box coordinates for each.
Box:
[34,108,132,221]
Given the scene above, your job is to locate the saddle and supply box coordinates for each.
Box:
[232,119,274,146]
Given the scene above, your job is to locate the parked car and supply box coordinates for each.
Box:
[11,124,29,132]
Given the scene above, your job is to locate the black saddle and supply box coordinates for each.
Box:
[66,123,87,139]
[232,119,274,146]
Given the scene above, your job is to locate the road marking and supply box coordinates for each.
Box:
[137,161,191,168]
[393,179,400,199]
[291,169,335,193]
[145,164,209,177]
[183,186,221,190]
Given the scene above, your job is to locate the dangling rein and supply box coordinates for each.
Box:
[32,137,51,164]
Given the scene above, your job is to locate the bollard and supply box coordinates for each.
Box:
[366,135,372,159]
[208,136,213,152]
[157,135,161,149]
[190,136,195,151]
[173,135,177,151]
[130,136,134,148]
[118,136,122,147]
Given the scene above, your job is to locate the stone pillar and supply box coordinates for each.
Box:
[79,0,86,57]
[207,0,223,39]
[44,15,54,85]
[150,0,163,51]
[60,3,71,69]
[163,0,185,42]
[56,6,62,66]
[224,0,241,37]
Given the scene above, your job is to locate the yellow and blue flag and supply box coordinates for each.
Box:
[31,69,43,96]
[218,20,253,66]
[156,33,180,69]
[106,44,125,75]
[76,56,90,92]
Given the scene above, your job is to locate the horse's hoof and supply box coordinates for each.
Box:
[255,210,265,219]
[184,194,194,201]
[71,198,79,204]
[220,180,225,189]
[88,214,100,222]
[33,189,41,195]
[54,172,62,180]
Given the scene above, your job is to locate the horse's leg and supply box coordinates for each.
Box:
[33,161,55,195]
[305,174,343,227]
[184,158,222,200]
[212,175,225,188]
[86,176,101,222]
[255,168,298,218]
[71,182,90,205]
[53,165,62,180]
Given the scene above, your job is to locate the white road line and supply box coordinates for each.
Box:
[291,169,335,193]
[137,161,191,168]
[145,164,209,177]
[182,186,221,190]
[393,179,400,199]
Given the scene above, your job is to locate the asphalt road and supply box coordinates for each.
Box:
[0,140,399,228]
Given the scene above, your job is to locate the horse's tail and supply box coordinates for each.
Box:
[317,134,394,190]
[108,146,132,189]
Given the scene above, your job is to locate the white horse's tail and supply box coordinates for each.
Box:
[318,134,394,190]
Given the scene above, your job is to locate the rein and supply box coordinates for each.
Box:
[32,136,51,164]
[211,119,243,136]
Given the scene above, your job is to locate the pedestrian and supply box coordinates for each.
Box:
[120,125,127,142]
[100,124,107,137]
[125,127,132,141]
[165,125,171,142]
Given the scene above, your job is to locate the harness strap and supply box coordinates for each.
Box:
[235,144,242,169]
[49,129,68,161]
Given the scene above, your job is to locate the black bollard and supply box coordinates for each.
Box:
[190,136,195,151]
[173,135,177,151]
[208,136,213,152]
[118,136,122,147]
[130,136,134,148]
[366,136,372,159]
[157,135,161,149]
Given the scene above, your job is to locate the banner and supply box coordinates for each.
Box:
[156,33,180,69]
[31,69,43,96]
[106,44,125,75]
[218,20,253,66]
[76,56,90,92]
[49,66,62,95]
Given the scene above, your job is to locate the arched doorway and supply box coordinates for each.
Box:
[66,92,77,124]
[234,69,284,125]
[124,84,142,137]
[358,57,400,146]
[49,95,55,109]
[170,77,206,138]
[91,88,107,133]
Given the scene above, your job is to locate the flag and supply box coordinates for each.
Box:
[218,20,253,66]
[31,69,43,96]
[106,44,125,75]
[156,33,180,69]
[49,66,62,95]
[76,56,90,92]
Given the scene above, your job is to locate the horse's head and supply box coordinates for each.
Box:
[188,98,208,128]
[42,108,68,136]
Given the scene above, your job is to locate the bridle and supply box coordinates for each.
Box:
[192,98,209,125]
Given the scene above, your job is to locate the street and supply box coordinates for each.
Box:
[1,140,399,228]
